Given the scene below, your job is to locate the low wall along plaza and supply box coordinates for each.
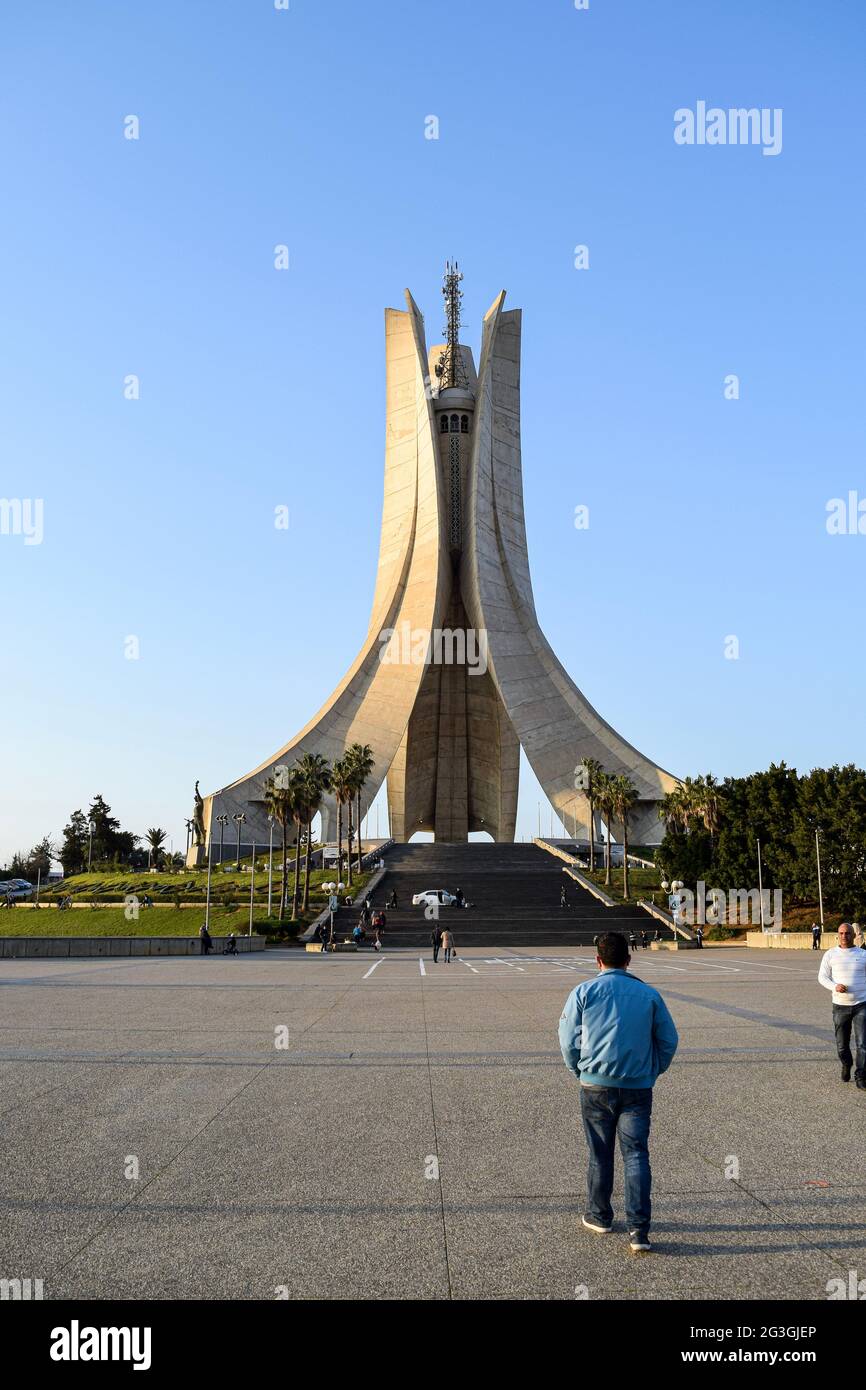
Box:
[0,936,267,958]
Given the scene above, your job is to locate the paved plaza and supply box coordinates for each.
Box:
[0,946,861,1301]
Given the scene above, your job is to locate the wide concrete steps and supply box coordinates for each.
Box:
[360,843,667,949]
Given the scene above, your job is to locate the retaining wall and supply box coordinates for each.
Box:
[0,936,267,958]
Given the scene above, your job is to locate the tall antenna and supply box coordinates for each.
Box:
[435,259,467,390]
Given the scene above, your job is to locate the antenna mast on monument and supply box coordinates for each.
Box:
[435,259,467,390]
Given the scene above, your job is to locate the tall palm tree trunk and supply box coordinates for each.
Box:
[346,800,354,886]
[622,819,629,900]
[588,799,595,873]
[356,789,363,872]
[291,821,303,919]
[336,800,343,887]
[280,820,288,919]
[604,825,611,886]
[302,818,312,911]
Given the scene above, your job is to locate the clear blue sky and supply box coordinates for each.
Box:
[1,0,864,863]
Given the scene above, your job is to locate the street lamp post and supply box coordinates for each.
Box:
[233,812,245,870]
[815,828,824,930]
[249,840,256,936]
[216,814,229,865]
[87,820,96,872]
[204,788,230,932]
[757,837,766,931]
[205,818,214,932]
[185,819,193,856]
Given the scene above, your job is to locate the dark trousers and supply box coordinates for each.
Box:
[833,1001,866,1078]
[432,944,440,962]
[579,1085,653,1234]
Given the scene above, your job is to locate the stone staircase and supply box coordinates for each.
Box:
[359,842,672,949]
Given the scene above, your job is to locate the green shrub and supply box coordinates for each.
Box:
[705,924,740,941]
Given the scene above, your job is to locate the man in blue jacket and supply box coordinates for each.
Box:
[559,931,678,1253]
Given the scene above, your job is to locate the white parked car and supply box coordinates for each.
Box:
[412,889,456,908]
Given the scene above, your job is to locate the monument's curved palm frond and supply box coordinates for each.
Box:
[191,292,452,858]
[462,290,678,845]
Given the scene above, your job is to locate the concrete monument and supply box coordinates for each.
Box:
[188,266,677,863]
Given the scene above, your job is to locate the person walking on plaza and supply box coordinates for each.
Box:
[431,922,442,963]
[695,925,704,949]
[558,930,678,1254]
[199,922,213,956]
[560,885,568,908]
[819,922,866,1087]
[442,927,454,963]
[812,922,821,950]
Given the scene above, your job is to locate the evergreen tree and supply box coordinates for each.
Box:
[60,811,89,875]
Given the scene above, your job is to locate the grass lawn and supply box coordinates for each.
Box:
[581,867,663,904]
[38,864,373,908]
[0,907,301,937]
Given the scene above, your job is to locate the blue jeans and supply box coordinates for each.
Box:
[579,1085,653,1234]
[833,1001,866,1078]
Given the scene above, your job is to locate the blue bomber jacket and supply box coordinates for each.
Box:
[558,968,679,1089]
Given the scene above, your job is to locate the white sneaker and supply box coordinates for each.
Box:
[629,1231,651,1253]
[581,1215,612,1234]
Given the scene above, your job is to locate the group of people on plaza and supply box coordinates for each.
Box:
[430,922,455,963]
[557,919,866,1256]
[315,894,386,952]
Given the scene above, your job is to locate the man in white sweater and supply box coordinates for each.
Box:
[819,923,866,1088]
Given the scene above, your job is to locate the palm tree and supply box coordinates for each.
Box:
[330,757,353,890]
[680,776,704,831]
[596,774,616,886]
[344,779,354,887]
[289,771,309,920]
[579,758,604,872]
[297,753,332,912]
[695,773,722,855]
[145,827,167,870]
[611,774,639,900]
[346,743,375,872]
[658,784,687,835]
[264,776,293,920]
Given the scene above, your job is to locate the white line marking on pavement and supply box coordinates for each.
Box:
[681,961,741,973]
[419,958,426,976]
[735,960,813,973]
[460,958,480,972]
[363,959,384,979]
